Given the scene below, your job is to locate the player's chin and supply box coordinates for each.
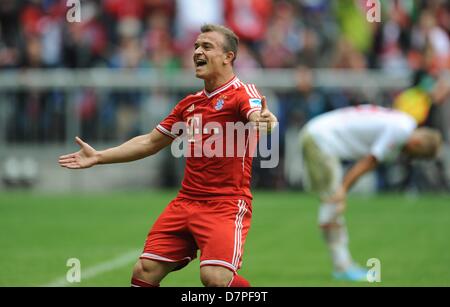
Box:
[195,67,208,79]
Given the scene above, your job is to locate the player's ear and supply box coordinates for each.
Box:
[224,51,235,65]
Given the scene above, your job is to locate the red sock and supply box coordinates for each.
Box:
[228,275,251,287]
[131,277,159,287]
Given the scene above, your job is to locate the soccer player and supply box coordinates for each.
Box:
[59,24,277,287]
[299,105,442,281]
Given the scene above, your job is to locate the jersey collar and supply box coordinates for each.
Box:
[203,76,239,99]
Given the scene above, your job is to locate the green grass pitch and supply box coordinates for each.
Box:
[1,190,449,286]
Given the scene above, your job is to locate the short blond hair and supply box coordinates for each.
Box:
[413,127,443,158]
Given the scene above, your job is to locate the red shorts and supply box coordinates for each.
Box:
[140,197,252,273]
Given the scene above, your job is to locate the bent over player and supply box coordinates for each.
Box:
[59,24,277,287]
[299,105,442,281]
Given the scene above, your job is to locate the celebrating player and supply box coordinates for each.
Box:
[59,24,277,287]
[299,105,442,281]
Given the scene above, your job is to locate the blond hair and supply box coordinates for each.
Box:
[413,127,443,158]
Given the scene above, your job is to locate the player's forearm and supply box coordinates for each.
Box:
[96,135,155,164]
[341,155,378,192]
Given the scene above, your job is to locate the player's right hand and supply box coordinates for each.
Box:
[58,136,99,169]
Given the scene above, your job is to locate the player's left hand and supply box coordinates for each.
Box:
[257,96,278,133]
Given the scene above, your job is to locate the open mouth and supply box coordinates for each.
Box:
[195,59,207,67]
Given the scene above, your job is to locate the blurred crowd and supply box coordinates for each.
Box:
[1,0,449,190]
[1,0,449,71]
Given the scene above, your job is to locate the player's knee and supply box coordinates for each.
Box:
[132,259,159,278]
[200,266,233,287]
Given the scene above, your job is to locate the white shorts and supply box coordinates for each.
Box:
[299,130,342,199]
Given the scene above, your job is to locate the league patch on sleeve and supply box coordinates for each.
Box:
[249,98,262,108]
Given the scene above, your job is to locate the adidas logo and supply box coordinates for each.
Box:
[187,104,195,113]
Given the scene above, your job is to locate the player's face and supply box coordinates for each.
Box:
[193,31,229,79]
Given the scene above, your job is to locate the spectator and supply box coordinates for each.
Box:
[224,0,272,49]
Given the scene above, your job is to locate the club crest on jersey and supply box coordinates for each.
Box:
[249,98,262,108]
[214,98,225,111]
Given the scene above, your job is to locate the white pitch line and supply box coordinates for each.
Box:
[42,250,140,287]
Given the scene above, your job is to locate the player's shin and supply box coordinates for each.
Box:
[319,204,353,271]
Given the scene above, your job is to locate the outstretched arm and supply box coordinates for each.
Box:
[58,129,173,169]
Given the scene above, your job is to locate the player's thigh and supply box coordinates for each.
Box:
[194,199,252,273]
[301,133,341,198]
[319,155,342,200]
[142,198,197,265]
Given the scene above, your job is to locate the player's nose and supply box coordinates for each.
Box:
[194,46,203,56]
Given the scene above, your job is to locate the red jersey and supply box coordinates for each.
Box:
[156,76,262,201]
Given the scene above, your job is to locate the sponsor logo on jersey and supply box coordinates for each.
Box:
[249,98,262,108]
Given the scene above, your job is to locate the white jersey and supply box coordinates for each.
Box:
[305,105,417,162]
